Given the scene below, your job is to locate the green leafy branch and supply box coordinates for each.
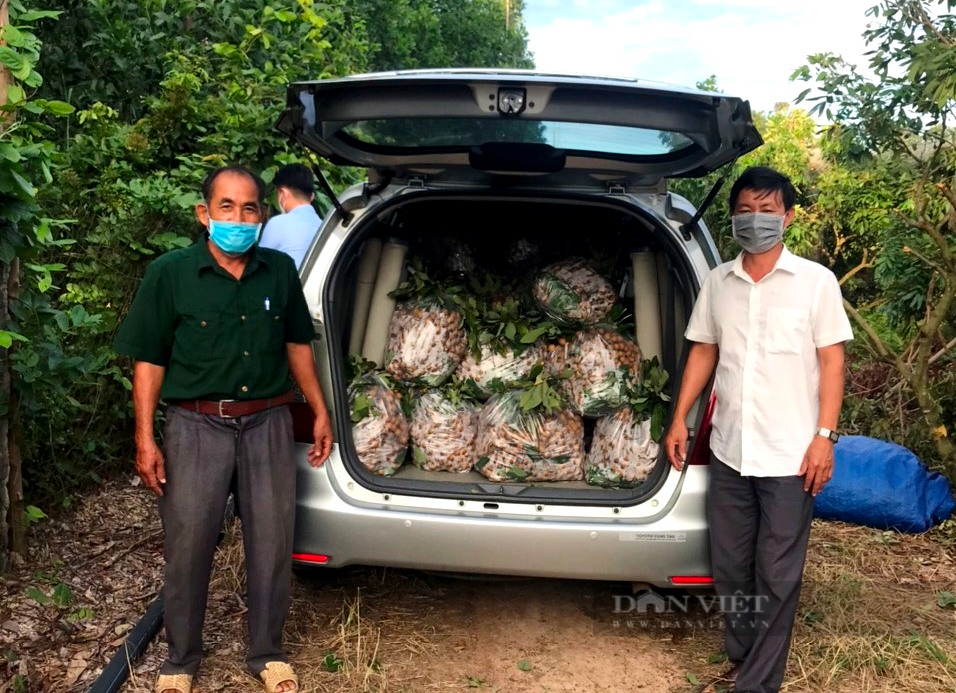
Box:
[345,354,379,382]
[438,376,483,407]
[456,277,570,358]
[472,296,563,355]
[0,5,62,111]
[347,364,408,423]
[504,364,568,415]
[620,358,672,441]
[25,565,93,626]
[349,391,377,424]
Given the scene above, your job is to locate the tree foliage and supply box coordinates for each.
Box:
[0,2,108,555]
[11,0,535,510]
[6,0,955,521]
[670,103,819,260]
[351,0,533,71]
[676,42,955,473]
[794,0,955,471]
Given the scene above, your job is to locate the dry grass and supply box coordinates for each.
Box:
[6,481,954,693]
[195,525,445,693]
[784,520,956,692]
[210,520,247,596]
[678,519,956,693]
[0,481,167,692]
[181,517,956,693]
[286,588,390,693]
[281,574,446,693]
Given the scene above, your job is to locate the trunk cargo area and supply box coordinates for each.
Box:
[323,192,697,505]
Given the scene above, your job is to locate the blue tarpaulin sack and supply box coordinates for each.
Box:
[813,435,956,533]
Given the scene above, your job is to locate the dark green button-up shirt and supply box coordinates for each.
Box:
[113,240,315,401]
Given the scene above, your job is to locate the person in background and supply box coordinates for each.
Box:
[663,166,853,693]
[114,165,333,693]
[259,163,322,269]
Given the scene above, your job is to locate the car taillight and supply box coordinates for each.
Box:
[290,401,315,444]
[669,575,714,585]
[292,553,330,564]
[687,392,715,466]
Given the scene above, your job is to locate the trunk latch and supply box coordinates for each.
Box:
[608,183,627,195]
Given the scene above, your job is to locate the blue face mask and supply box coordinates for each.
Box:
[208,218,262,256]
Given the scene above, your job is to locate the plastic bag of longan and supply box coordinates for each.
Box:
[455,343,545,399]
[410,390,479,473]
[349,374,409,476]
[385,299,468,387]
[475,391,585,482]
[586,407,659,487]
[532,258,617,325]
[562,326,642,417]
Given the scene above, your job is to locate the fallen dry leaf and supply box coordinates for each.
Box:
[64,651,89,688]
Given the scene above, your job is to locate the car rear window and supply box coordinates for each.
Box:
[340,118,694,156]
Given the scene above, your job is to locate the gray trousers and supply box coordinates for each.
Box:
[707,457,814,693]
[158,405,295,676]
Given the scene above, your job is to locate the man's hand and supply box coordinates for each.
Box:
[663,419,689,471]
[136,438,167,496]
[286,342,334,467]
[131,361,166,495]
[309,409,334,467]
[798,435,834,496]
[662,342,718,473]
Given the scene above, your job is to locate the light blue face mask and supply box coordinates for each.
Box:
[208,218,262,256]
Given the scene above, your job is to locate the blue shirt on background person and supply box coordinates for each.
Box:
[259,163,322,269]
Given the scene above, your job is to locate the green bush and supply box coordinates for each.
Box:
[19,0,534,507]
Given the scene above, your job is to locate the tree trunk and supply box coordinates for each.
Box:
[0,257,8,573]
[910,364,956,475]
[7,259,23,560]
[0,0,14,572]
[846,300,956,476]
[0,0,7,111]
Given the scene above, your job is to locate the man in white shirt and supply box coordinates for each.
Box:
[259,164,322,269]
[664,166,853,693]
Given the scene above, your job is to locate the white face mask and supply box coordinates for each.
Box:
[731,212,785,254]
[277,189,289,215]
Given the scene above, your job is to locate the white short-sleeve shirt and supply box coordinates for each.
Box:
[685,247,854,476]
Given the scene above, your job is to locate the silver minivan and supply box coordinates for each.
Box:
[277,70,761,588]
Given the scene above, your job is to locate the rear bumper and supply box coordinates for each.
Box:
[293,452,712,588]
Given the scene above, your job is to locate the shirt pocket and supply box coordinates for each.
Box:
[248,305,286,355]
[268,311,286,352]
[766,308,808,354]
[178,309,222,348]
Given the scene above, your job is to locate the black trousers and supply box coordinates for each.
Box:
[158,405,296,676]
[707,457,814,693]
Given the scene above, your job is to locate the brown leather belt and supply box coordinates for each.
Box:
[171,391,295,418]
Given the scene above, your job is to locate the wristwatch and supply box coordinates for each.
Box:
[817,427,840,443]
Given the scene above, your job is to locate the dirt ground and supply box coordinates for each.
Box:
[2,479,955,693]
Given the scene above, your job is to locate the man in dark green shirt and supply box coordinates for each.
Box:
[114,165,331,693]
